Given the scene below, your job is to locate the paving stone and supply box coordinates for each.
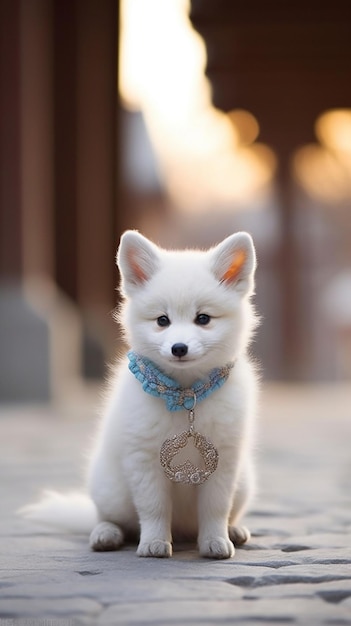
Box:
[242,578,351,602]
[227,563,351,589]
[0,596,102,619]
[97,596,351,626]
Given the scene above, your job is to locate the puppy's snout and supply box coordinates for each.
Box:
[171,343,188,358]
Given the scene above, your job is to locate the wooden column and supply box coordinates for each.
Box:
[53,0,119,375]
[0,0,23,280]
[0,0,54,401]
[76,0,118,316]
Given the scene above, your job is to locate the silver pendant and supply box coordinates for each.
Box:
[160,409,219,485]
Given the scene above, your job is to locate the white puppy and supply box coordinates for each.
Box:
[23,231,259,559]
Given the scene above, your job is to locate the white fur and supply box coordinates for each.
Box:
[22,231,259,559]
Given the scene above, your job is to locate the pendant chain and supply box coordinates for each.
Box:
[187,392,197,435]
[188,409,195,435]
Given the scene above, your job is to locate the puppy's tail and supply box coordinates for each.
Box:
[19,490,98,534]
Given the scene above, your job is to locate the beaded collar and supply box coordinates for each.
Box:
[127,350,234,412]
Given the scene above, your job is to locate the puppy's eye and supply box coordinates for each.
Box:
[195,313,211,326]
[157,315,171,327]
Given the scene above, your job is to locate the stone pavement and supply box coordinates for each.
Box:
[0,383,350,625]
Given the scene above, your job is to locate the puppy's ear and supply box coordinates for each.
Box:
[211,232,256,296]
[117,230,160,295]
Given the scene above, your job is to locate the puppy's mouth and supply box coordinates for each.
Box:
[167,355,202,368]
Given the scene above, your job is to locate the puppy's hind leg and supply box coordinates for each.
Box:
[228,463,254,547]
[228,524,251,546]
[89,521,124,552]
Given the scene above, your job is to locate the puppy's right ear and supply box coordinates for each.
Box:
[116,230,160,295]
[210,232,256,297]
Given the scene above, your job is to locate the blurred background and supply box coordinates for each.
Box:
[1,0,351,403]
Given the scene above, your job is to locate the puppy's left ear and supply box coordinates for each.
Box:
[116,230,160,296]
[210,232,256,296]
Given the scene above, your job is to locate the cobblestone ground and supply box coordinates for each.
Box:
[0,384,350,625]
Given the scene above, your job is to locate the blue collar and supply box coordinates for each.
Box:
[127,351,234,412]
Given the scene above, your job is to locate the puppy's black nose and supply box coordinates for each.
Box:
[171,343,188,358]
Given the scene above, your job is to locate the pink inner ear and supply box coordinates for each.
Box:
[221,249,246,283]
[127,249,148,283]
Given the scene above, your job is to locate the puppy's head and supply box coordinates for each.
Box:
[116,230,257,378]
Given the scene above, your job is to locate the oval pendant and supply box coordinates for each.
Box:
[160,430,219,485]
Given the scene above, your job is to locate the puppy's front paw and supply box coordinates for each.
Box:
[137,540,172,558]
[89,521,124,552]
[199,537,235,559]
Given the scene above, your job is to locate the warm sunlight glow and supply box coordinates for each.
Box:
[292,109,351,203]
[228,109,260,146]
[292,144,351,203]
[315,109,351,155]
[119,0,209,119]
[119,0,276,211]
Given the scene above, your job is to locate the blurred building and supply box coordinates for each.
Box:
[1,0,351,402]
